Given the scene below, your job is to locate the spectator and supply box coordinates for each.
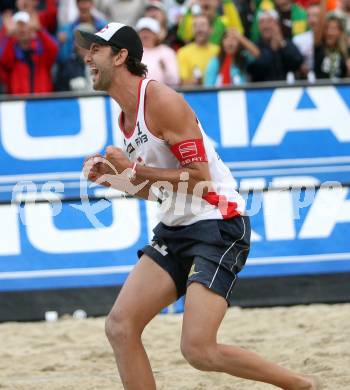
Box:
[313,0,349,79]
[177,14,219,85]
[177,0,244,45]
[205,28,260,86]
[54,23,93,91]
[144,0,184,50]
[136,17,179,86]
[293,3,321,75]
[93,0,145,26]
[16,0,57,35]
[58,0,106,27]
[247,10,304,81]
[333,0,350,39]
[58,0,106,61]
[0,11,58,94]
[251,0,308,41]
[144,1,168,42]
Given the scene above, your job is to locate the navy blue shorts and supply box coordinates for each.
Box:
[138,216,251,306]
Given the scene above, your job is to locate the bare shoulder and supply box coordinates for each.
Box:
[146,81,188,115]
[145,81,198,142]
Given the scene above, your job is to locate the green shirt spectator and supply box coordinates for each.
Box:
[177,0,244,45]
[251,0,308,42]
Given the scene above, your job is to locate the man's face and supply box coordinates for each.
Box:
[15,21,32,48]
[138,28,158,48]
[77,0,93,17]
[307,5,320,30]
[274,0,291,12]
[193,15,210,44]
[85,43,115,91]
[259,16,277,41]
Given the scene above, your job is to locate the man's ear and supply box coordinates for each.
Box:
[114,48,129,66]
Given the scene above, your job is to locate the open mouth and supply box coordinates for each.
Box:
[90,68,99,82]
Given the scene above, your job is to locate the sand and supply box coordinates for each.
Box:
[0,304,349,390]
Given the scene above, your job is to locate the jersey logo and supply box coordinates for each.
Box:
[178,141,198,159]
[126,143,135,156]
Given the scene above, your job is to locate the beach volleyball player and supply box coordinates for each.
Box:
[76,23,319,390]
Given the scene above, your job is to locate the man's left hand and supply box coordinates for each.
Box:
[105,146,133,172]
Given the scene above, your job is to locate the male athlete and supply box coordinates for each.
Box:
[76,23,319,389]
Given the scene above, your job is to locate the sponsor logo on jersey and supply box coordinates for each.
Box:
[178,141,198,159]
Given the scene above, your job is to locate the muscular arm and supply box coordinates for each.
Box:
[84,82,212,201]
[141,81,211,189]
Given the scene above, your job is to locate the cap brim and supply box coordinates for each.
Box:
[74,30,109,49]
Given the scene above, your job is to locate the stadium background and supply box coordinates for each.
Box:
[1,80,350,322]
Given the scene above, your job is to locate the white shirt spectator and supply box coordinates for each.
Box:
[58,0,106,27]
[94,0,146,26]
[136,17,179,86]
[293,30,314,70]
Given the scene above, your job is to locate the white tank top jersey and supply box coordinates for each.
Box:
[119,78,245,226]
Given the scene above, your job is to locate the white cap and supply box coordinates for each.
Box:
[135,17,161,34]
[258,9,279,21]
[145,0,166,13]
[75,22,144,60]
[13,11,30,24]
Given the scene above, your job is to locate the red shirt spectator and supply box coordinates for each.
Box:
[0,11,58,94]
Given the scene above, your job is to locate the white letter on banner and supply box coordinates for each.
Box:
[145,201,159,242]
[252,86,350,146]
[272,176,319,219]
[109,98,124,147]
[299,184,350,238]
[24,198,140,253]
[263,189,296,240]
[0,98,107,160]
[0,204,20,255]
[218,90,249,147]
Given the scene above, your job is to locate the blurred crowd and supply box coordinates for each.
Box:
[0,0,349,94]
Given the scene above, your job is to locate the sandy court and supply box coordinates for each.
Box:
[0,304,349,390]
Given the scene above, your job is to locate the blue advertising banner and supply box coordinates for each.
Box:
[0,185,349,292]
[1,84,350,202]
[0,84,350,293]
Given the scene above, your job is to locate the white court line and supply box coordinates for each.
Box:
[0,164,348,192]
[226,156,350,169]
[1,253,350,280]
[231,165,350,177]
[0,265,134,279]
[1,156,350,184]
[0,171,81,183]
[247,252,350,265]
[1,165,349,188]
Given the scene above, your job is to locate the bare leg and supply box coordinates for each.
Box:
[181,283,319,390]
[105,255,178,390]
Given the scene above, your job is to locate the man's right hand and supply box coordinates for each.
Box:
[83,154,113,186]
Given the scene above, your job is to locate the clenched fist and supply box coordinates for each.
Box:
[83,146,143,193]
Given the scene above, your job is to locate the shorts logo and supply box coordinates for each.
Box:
[151,240,168,256]
[178,141,198,159]
[188,264,201,278]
